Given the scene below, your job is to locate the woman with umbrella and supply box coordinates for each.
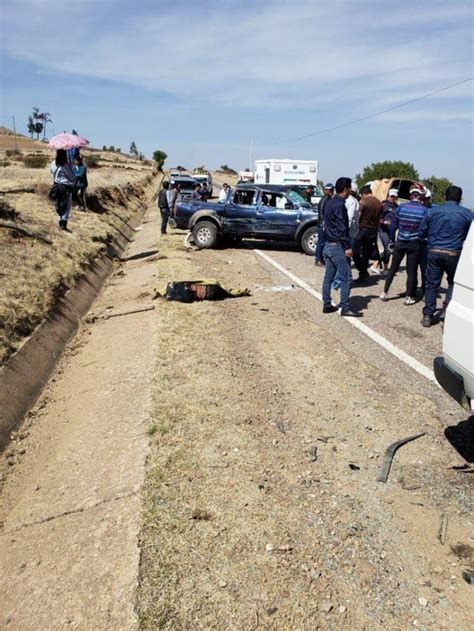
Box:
[48,133,89,230]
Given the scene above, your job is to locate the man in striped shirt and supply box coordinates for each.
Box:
[380,182,428,305]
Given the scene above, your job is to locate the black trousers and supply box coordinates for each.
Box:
[384,240,420,298]
[353,228,379,275]
[159,207,170,234]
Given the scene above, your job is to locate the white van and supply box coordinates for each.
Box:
[434,222,474,409]
[255,159,318,187]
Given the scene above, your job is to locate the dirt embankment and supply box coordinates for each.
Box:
[0,128,159,364]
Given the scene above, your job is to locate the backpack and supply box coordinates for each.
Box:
[48,182,70,201]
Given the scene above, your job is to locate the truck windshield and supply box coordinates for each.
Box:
[287,190,312,208]
[176,180,197,190]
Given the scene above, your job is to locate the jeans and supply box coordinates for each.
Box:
[160,207,170,234]
[76,186,87,210]
[322,243,352,312]
[56,192,72,224]
[379,227,391,265]
[353,227,379,276]
[423,252,460,317]
[383,239,420,298]
[332,237,354,290]
[315,226,325,262]
[418,241,427,295]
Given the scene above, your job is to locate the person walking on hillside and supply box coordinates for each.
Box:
[51,149,76,231]
[419,185,472,327]
[353,185,382,280]
[380,182,428,305]
[72,155,88,211]
[315,183,334,266]
[158,181,171,234]
[321,177,362,317]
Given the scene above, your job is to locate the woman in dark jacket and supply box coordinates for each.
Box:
[73,155,88,211]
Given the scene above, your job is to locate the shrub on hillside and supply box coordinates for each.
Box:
[84,154,100,168]
[5,149,23,158]
[22,154,49,169]
[1,160,12,167]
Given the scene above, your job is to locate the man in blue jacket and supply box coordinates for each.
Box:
[321,177,362,317]
[419,185,472,327]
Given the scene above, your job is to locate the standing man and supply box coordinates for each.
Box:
[158,181,171,235]
[419,185,472,327]
[321,177,362,317]
[314,183,334,266]
[191,182,202,201]
[219,183,231,203]
[200,182,210,201]
[371,188,398,273]
[353,185,382,281]
[167,181,179,221]
[380,182,428,305]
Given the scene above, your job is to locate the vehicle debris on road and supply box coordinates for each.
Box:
[377,432,426,483]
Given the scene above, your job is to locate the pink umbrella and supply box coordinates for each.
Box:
[48,133,89,150]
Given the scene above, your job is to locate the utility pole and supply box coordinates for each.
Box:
[12,115,18,152]
[249,137,254,171]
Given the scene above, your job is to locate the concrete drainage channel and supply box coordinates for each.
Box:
[0,184,159,451]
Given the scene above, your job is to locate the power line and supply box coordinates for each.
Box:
[264,76,473,146]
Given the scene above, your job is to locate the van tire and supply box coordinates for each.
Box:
[301,226,318,256]
[192,220,219,249]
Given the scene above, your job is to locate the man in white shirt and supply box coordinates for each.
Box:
[218,183,231,203]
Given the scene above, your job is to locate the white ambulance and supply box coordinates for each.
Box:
[255,159,318,186]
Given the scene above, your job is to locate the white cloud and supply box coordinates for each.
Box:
[1,0,473,113]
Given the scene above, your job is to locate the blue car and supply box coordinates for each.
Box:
[175,184,320,255]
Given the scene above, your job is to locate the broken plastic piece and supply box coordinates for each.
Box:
[377,433,426,483]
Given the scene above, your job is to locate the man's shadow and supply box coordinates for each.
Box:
[445,415,474,463]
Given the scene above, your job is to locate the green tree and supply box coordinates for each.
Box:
[424,176,453,205]
[102,145,107,151]
[108,145,115,152]
[356,160,419,188]
[152,150,167,170]
[129,141,138,157]
[27,115,35,138]
[39,112,52,140]
[220,164,237,175]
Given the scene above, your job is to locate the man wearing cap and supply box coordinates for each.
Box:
[419,185,472,327]
[380,182,428,305]
[157,180,171,235]
[314,183,334,265]
[321,177,362,317]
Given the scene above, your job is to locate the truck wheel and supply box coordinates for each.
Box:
[192,220,219,249]
[301,226,318,255]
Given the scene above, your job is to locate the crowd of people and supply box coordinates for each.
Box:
[50,148,89,231]
[315,177,472,326]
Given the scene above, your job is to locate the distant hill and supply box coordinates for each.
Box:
[0,126,50,152]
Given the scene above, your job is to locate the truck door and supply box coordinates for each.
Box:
[255,191,300,238]
[223,188,258,235]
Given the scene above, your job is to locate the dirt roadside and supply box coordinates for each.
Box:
[138,234,473,629]
[0,202,162,629]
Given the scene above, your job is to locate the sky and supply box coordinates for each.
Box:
[1,0,473,202]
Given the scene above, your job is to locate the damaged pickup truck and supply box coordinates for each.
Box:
[175,184,319,255]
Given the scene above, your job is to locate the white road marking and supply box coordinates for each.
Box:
[253,249,438,386]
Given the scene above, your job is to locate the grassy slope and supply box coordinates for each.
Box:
[0,128,158,364]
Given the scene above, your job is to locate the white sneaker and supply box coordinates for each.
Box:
[404,296,416,305]
[370,266,382,275]
[380,292,388,302]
